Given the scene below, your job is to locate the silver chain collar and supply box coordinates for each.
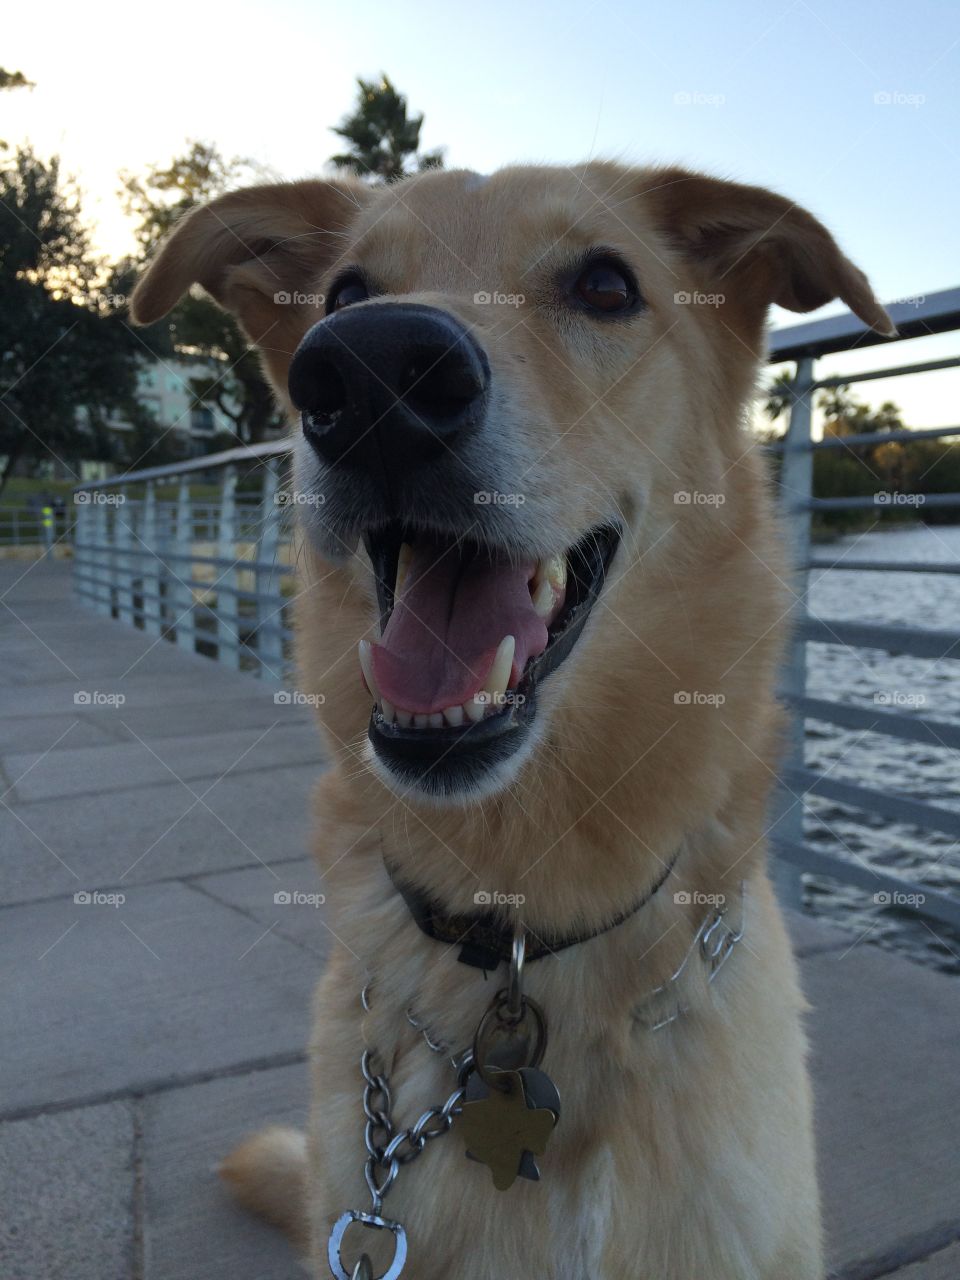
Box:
[329,887,746,1279]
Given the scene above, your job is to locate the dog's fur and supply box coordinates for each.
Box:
[132,163,892,1279]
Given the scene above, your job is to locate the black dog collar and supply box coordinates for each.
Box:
[382,849,681,970]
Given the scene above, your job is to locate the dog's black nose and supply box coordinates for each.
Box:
[289,303,489,473]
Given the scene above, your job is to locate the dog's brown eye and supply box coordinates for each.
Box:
[328,275,369,311]
[572,259,639,314]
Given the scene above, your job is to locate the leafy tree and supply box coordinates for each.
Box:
[330,75,443,181]
[0,147,172,498]
[0,68,33,91]
[121,141,286,445]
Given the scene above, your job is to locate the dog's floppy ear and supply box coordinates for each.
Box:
[643,167,895,340]
[129,179,370,340]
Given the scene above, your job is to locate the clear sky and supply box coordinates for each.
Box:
[5,0,959,426]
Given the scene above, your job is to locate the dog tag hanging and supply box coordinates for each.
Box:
[461,1064,560,1189]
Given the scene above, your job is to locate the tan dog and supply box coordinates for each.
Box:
[132,164,893,1280]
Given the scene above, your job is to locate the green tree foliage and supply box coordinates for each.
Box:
[330,75,443,181]
[0,147,176,497]
[121,141,285,445]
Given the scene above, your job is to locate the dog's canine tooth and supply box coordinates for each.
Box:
[444,704,464,727]
[532,577,556,617]
[487,635,515,702]
[358,640,380,701]
[396,542,413,595]
[381,698,396,724]
[464,696,487,723]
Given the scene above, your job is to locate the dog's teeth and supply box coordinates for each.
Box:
[444,704,464,727]
[414,713,430,728]
[532,554,567,617]
[464,697,487,723]
[358,640,380,702]
[396,542,413,595]
[487,635,515,702]
[381,698,396,724]
[396,708,412,728]
[428,712,444,728]
[532,577,556,617]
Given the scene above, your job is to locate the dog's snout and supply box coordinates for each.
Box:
[289,302,489,472]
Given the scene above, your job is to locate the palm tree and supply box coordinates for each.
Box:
[330,76,444,182]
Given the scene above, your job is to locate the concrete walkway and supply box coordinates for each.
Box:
[1,559,958,1280]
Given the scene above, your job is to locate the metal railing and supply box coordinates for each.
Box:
[72,441,297,680]
[70,288,960,930]
[0,506,74,549]
[768,286,960,930]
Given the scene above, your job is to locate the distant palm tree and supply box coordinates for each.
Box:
[330,75,444,182]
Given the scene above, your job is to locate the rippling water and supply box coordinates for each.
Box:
[799,524,960,972]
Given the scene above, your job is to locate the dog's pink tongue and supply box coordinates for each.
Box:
[370,544,547,714]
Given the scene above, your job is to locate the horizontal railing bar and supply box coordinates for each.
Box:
[73,440,293,489]
[783,767,960,839]
[798,618,960,659]
[72,568,290,610]
[809,422,960,450]
[784,694,960,751]
[808,559,960,575]
[73,543,295,575]
[812,355,960,388]
[768,285,960,361]
[772,838,960,930]
[804,493,960,510]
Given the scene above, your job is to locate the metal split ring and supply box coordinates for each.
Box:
[328,1210,407,1280]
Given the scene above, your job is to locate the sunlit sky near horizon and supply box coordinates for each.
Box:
[5,0,959,428]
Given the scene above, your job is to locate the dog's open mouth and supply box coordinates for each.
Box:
[357,521,621,794]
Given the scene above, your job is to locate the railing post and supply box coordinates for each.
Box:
[114,492,135,627]
[254,459,286,680]
[140,482,162,635]
[771,355,815,910]
[92,496,113,617]
[173,479,196,653]
[72,497,90,602]
[217,465,240,668]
